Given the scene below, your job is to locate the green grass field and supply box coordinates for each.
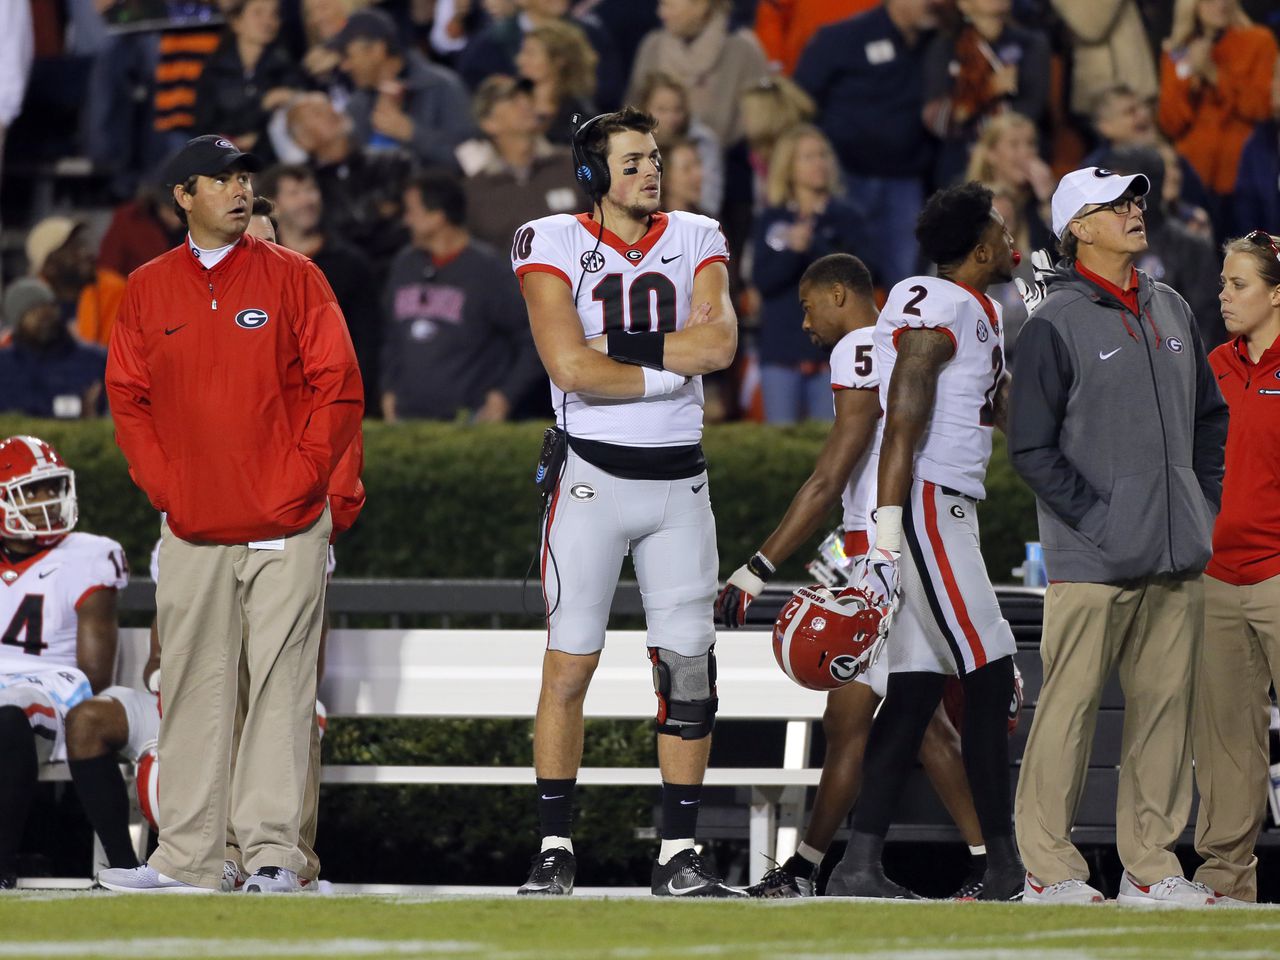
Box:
[3,894,1280,960]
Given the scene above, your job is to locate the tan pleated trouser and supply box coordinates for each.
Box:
[1192,573,1280,901]
[148,509,330,888]
[1015,576,1202,885]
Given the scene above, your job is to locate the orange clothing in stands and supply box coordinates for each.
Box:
[754,0,874,75]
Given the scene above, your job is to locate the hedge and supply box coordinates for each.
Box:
[0,416,1040,585]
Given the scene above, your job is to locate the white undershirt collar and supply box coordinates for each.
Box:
[187,234,238,270]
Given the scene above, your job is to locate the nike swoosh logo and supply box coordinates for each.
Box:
[678,799,699,805]
[661,254,682,264]
[1099,348,1121,360]
[165,325,188,336]
[540,795,564,800]
[1218,371,1229,380]
[666,879,705,895]
[692,482,707,493]
[38,568,58,579]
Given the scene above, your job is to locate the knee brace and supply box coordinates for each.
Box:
[649,646,718,740]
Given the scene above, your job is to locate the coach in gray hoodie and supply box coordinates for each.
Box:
[1007,167,1227,906]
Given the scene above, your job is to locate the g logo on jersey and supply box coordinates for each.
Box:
[950,504,966,520]
[625,249,643,262]
[1166,337,1184,354]
[569,483,596,501]
[580,250,606,273]
[1,570,16,584]
[235,308,269,330]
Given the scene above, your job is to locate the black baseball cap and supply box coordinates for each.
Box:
[327,9,401,52]
[163,135,264,188]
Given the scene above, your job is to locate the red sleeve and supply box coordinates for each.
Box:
[293,261,365,484]
[754,0,788,68]
[1157,52,1197,140]
[1218,30,1278,122]
[104,279,170,511]
[515,263,572,288]
[327,429,366,539]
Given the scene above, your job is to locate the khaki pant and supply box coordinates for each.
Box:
[1015,576,1202,885]
[224,652,324,881]
[1192,574,1280,901]
[149,509,331,888]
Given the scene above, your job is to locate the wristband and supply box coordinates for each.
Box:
[874,505,903,553]
[145,667,161,695]
[747,551,775,582]
[607,331,666,370]
[641,367,687,398]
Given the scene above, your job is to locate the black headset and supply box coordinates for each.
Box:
[570,112,611,203]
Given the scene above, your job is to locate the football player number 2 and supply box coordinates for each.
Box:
[1,595,45,656]
[591,273,679,333]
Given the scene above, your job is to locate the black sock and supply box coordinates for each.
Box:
[536,777,575,840]
[69,754,139,869]
[0,707,37,876]
[852,671,946,837]
[959,656,1017,854]
[661,781,702,840]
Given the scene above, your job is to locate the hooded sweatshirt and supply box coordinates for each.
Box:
[1007,262,1227,584]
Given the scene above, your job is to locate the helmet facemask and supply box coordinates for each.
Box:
[1,468,78,544]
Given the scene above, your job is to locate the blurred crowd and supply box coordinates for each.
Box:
[0,0,1278,424]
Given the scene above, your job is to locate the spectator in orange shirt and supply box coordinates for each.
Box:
[1158,0,1277,228]
[26,217,125,347]
[754,0,874,75]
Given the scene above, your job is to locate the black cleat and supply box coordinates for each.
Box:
[824,832,922,899]
[951,859,986,900]
[0,874,16,891]
[518,847,576,896]
[651,848,747,898]
[974,836,1025,901]
[746,855,817,899]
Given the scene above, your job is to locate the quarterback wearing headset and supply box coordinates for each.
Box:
[511,106,740,897]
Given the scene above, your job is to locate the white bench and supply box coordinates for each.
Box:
[37,627,825,884]
[319,628,825,883]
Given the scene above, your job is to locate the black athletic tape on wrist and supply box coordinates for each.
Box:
[606,330,666,370]
[747,552,774,582]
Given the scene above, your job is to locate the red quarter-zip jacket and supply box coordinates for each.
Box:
[106,234,364,544]
[1207,335,1280,585]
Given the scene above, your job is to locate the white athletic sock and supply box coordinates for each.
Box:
[968,844,986,857]
[541,836,573,854]
[657,838,696,865]
[796,842,824,867]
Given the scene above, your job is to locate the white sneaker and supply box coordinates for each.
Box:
[1208,890,1253,907]
[97,863,211,893]
[1023,873,1105,904]
[221,860,246,892]
[1116,874,1215,907]
[242,866,312,893]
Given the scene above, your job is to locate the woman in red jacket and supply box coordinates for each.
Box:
[1157,0,1276,223]
[1192,230,1280,905]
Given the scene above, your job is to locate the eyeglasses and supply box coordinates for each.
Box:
[1246,229,1280,262]
[1076,194,1147,221]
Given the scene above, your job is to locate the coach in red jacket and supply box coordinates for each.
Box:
[100,135,363,894]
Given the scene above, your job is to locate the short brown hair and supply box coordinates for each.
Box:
[578,106,658,166]
[256,163,316,201]
[473,75,533,123]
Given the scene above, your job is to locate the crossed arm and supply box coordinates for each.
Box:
[524,262,737,398]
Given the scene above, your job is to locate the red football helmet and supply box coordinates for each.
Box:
[941,661,1025,736]
[0,435,77,545]
[136,744,160,832]
[772,585,886,691]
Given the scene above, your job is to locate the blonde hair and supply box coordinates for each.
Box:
[739,75,814,156]
[764,124,840,207]
[1223,232,1280,288]
[527,21,598,100]
[1168,0,1252,50]
[965,112,1037,185]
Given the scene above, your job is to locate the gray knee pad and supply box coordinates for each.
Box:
[648,646,718,740]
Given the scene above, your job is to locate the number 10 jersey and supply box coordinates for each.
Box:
[511,211,729,447]
[873,275,1006,500]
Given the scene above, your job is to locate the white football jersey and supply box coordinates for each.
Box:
[0,533,129,671]
[829,326,880,532]
[511,210,730,446]
[873,275,1006,499]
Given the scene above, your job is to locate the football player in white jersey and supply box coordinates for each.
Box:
[0,436,126,888]
[714,253,986,898]
[825,182,1026,900]
[511,106,740,897]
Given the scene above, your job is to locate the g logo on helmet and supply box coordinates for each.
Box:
[215,138,234,149]
[235,308,269,330]
[771,585,884,691]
